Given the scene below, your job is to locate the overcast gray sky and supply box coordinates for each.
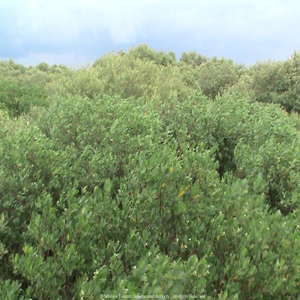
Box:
[1,0,299,66]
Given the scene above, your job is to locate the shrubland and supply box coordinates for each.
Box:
[1,45,300,299]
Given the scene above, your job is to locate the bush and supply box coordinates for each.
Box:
[2,50,300,299]
[248,52,300,113]
[0,78,47,117]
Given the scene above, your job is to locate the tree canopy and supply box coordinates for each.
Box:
[1,45,300,299]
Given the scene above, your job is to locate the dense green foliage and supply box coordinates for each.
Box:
[1,45,300,299]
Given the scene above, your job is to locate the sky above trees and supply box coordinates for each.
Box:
[1,0,299,66]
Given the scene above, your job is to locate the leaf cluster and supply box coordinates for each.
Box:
[1,46,300,299]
